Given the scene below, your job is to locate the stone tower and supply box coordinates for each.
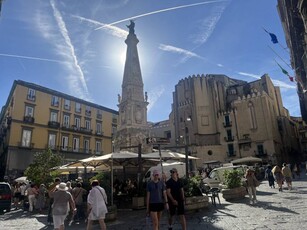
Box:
[114,20,149,152]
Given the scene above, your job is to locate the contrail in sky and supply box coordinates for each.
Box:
[95,0,227,30]
[0,53,62,63]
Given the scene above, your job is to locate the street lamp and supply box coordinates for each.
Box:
[184,116,191,178]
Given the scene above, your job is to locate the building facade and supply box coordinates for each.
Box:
[277,0,307,122]
[170,74,301,168]
[0,80,118,180]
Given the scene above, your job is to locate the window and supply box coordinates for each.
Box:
[63,114,70,128]
[85,106,91,116]
[227,144,235,156]
[85,119,91,130]
[21,129,32,147]
[224,115,231,126]
[96,122,102,134]
[84,139,90,153]
[75,102,81,113]
[27,88,36,101]
[51,96,59,106]
[25,105,34,117]
[73,137,80,152]
[96,141,101,154]
[61,136,68,150]
[226,129,233,140]
[48,134,56,149]
[74,117,81,128]
[97,109,102,119]
[50,111,58,122]
[257,144,264,156]
[64,99,70,110]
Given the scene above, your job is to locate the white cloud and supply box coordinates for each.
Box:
[193,3,227,45]
[147,85,165,112]
[71,15,128,39]
[237,72,261,79]
[159,44,204,61]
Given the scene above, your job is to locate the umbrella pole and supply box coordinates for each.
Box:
[158,144,163,173]
[111,156,114,206]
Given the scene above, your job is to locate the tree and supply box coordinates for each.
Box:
[24,148,63,186]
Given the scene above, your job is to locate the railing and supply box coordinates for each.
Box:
[95,131,104,136]
[85,110,91,117]
[23,116,35,123]
[58,146,92,154]
[27,95,36,101]
[227,151,236,157]
[224,136,234,142]
[96,114,102,119]
[48,121,60,128]
[223,121,232,127]
[18,142,34,149]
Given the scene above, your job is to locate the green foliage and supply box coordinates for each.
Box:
[223,169,243,189]
[183,175,203,197]
[24,148,63,186]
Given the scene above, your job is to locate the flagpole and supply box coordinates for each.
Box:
[268,45,292,69]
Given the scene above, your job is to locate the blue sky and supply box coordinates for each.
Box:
[0,0,299,122]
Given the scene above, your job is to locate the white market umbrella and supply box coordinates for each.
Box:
[15,176,28,184]
[231,156,262,165]
[142,150,199,160]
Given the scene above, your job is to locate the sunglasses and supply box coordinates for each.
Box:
[170,170,177,174]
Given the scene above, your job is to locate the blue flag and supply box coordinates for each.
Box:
[264,29,278,44]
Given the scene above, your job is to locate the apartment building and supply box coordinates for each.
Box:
[0,80,118,180]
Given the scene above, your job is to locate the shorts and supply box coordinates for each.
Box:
[53,215,66,229]
[149,203,164,212]
[169,201,185,216]
[88,209,106,220]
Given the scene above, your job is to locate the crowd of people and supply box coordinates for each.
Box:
[10,178,108,230]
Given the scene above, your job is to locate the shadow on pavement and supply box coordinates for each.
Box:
[256,201,299,214]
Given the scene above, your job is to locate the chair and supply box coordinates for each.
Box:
[207,188,221,207]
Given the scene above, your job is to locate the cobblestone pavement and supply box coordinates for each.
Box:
[1,173,307,230]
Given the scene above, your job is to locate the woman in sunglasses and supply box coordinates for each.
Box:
[146,169,169,230]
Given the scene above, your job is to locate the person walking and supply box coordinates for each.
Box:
[72,182,87,222]
[166,168,186,230]
[245,169,260,204]
[146,169,169,230]
[36,184,47,212]
[26,184,38,212]
[47,178,61,225]
[86,180,108,230]
[265,165,275,188]
[49,182,76,230]
[282,163,293,190]
[272,165,284,192]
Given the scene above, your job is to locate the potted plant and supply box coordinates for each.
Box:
[183,175,209,211]
[221,169,247,201]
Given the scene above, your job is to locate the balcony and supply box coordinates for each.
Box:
[51,101,59,107]
[23,116,35,124]
[255,151,268,157]
[95,131,104,136]
[85,110,91,117]
[18,142,34,149]
[224,136,234,142]
[223,121,232,127]
[79,127,92,135]
[227,151,236,157]
[238,134,251,145]
[27,95,36,101]
[97,114,102,119]
[48,121,60,129]
[112,118,118,124]
[64,105,71,110]
[59,146,92,154]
